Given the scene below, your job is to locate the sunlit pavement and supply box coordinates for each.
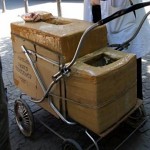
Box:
[1,0,150,150]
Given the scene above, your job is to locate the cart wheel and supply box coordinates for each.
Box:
[129,104,146,120]
[126,104,146,128]
[14,99,34,137]
[62,139,82,150]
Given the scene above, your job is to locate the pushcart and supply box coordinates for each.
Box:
[12,2,150,150]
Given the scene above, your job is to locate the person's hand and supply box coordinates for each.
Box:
[90,0,100,5]
[32,13,41,22]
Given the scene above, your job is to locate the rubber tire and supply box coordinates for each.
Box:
[14,99,34,137]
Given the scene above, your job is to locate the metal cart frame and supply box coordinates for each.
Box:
[14,2,150,150]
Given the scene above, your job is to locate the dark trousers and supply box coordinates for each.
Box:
[92,5,101,23]
[137,58,143,100]
[0,58,11,150]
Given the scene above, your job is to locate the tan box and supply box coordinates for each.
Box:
[65,47,137,135]
[11,17,107,63]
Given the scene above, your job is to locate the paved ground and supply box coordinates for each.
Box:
[1,0,150,150]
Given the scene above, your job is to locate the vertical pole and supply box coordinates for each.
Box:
[57,0,62,17]
[24,0,29,13]
[2,0,6,13]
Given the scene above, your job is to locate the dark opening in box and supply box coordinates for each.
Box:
[85,53,118,67]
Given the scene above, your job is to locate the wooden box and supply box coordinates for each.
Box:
[65,47,137,135]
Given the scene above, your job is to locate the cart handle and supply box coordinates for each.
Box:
[109,10,150,50]
[21,45,76,125]
[53,1,150,81]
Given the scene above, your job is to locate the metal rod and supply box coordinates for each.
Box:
[1,0,6,13]
[27,49,59,66]
[22,46,75,125]
[98,2,150,26]
[54,2,150,79]
[24,0,29,13]
[37,117,66,141]
[66,23,99,69]
[114,117,148,150]
[56,0,62,17]
[119,10,150,50]
[85,130,100,150]
[21,46,47,94]
[48,96,76,125]
[52,23,99,79]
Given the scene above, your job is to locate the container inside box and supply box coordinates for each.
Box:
[85,53,118,67]
[65,47,137,135]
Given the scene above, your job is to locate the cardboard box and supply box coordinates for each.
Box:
[65,47,137,135]
[12,35,62,117]
[11,17,107,63]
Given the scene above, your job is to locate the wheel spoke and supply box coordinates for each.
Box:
[14,99,34,137]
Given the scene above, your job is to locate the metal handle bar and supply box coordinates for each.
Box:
[113,10,150,51]
[21,45,75,125]
[98,2,150,26]
[53,2,150,80]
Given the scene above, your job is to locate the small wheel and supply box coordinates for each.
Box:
[14,99,34,137]
[62,139,82,150]
[125,104,146,128]
[129,104,146,120]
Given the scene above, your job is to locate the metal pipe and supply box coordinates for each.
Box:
[56,0,62,17]
[48,96,76,125]
[21,46,47,94]
[85,130,100,150]
[98,2,150,26]
[24,0,29,13]
[1,0,6,13]
[21,46,75,125]
[53,2,150,80]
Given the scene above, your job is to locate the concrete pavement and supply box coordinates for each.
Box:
[1,0,150,150]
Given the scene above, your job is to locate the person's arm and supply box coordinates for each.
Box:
[91,0,100,5]
[90,0,101,23]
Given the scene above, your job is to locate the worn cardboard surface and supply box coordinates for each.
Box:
[11,17,107,63]
[65,47,137,134]
[12,35,62,117]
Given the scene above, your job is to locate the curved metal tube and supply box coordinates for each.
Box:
[21,45,47,94]
[22,46,75,124]
[48,96,76,125]
[66,23,99,69]
[53,2,150,79]
[69,2,150,69]
[52,22,99,80]
[118,10,150,50]
[98,2,150,26]
[85,130,100,150]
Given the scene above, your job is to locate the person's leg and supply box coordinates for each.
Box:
[137,58,143,100]
[0,58,11,150]
[92,4,101,23]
